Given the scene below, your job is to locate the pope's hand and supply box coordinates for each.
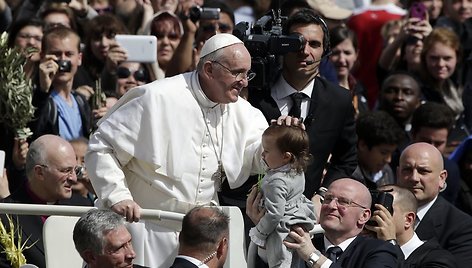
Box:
[111,199,141,222]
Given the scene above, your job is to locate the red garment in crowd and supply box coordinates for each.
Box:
[348,4,405,108]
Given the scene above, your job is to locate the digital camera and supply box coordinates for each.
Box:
[366,190,394,226]
[56,60,72,72]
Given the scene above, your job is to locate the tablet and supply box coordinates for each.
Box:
[115,35,157,63]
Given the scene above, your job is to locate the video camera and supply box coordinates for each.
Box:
[56,60,72,73]
[189,6,220,23]
[233,9,305,91]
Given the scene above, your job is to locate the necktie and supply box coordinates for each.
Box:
[288,92,306,118]
[325,246,343,263]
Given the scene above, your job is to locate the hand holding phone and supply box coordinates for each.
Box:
[410,2,427,20]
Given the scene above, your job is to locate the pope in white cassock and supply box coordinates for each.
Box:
[85,33,269,267]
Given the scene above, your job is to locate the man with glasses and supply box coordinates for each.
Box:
[86,33,269,267]
[0,134,79,267]
[276,178,399,267]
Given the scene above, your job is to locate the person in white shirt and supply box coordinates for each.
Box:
[85,33,268,267]
[366,184,457,267]
[170,206,229,268]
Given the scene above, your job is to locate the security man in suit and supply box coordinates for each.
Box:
[170,206,229,268]
[397,142,472,267]
[367,184,457,267]
[261,178,400,267]
[248,8,357,201]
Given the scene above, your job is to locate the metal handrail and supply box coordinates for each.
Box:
[0,203,185,221]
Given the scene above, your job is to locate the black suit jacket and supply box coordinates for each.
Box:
[249,76,357,197]
[312,235,400,268]
[0,187,46,268]
[169,257,199,268]
[416,196,472,267]
[404,238,457,268]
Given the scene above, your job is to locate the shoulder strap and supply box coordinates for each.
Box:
[46,97,57,128]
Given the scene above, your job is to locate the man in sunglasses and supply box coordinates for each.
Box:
[86,33,269,267]
[279,178,400,267]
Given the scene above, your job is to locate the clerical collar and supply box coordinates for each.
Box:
[192,71,219,109]
[25,181,48,205]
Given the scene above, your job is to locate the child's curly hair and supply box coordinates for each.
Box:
[263,124,312,173]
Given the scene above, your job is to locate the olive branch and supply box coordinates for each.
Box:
[0,32,35,139]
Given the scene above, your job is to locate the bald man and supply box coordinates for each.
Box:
[281,178,400,268]
[368,185,457,267]
[0,134,79,268]
[397,143,472,267]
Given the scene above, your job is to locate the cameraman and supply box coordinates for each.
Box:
[29,26,92,141]
[366,185,457,267]
[249,8,357,205]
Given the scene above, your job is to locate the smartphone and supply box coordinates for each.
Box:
[115,35,158,63]
[0,150,5,174]
[410,2,427,20]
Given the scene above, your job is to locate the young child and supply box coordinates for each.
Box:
[249,124,316,268]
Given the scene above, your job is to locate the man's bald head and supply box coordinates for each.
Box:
[397,142,447,206]
[25,134,75,178]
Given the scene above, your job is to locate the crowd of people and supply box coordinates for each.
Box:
[1,0,472,267]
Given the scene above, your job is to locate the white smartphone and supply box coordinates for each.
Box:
[115,35,158,63]
[0,150,5,174]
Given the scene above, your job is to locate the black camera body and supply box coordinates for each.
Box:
[189,6,220,23]
[367,190,394,226]
[56,60,72,73]
[233,9,305,91]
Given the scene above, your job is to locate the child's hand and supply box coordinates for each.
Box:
[246,185,266,224]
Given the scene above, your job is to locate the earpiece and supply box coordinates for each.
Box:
[309,14,331,57]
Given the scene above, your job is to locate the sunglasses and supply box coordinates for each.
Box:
[201,23,232,33]
[116,67,148,82]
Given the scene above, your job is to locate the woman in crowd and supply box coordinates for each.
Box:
[115,61,150,98]
[145,10,182,80]
[7,18,43,79]
[378,16,432,85]
[329,26,368,117]
[77,13,128,91]
[419,27,464,118]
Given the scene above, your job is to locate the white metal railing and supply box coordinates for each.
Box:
[0,203,185,221]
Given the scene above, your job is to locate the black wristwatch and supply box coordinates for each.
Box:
[387,239,398,246]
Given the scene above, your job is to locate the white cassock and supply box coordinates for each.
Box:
[85,71,268,267]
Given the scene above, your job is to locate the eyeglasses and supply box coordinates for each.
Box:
[211,61,256,82]
[322,194,368,209]
[201,23,232,33]
[17,33,42,42]
[39,164,81,176]
[116,67,148,82]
